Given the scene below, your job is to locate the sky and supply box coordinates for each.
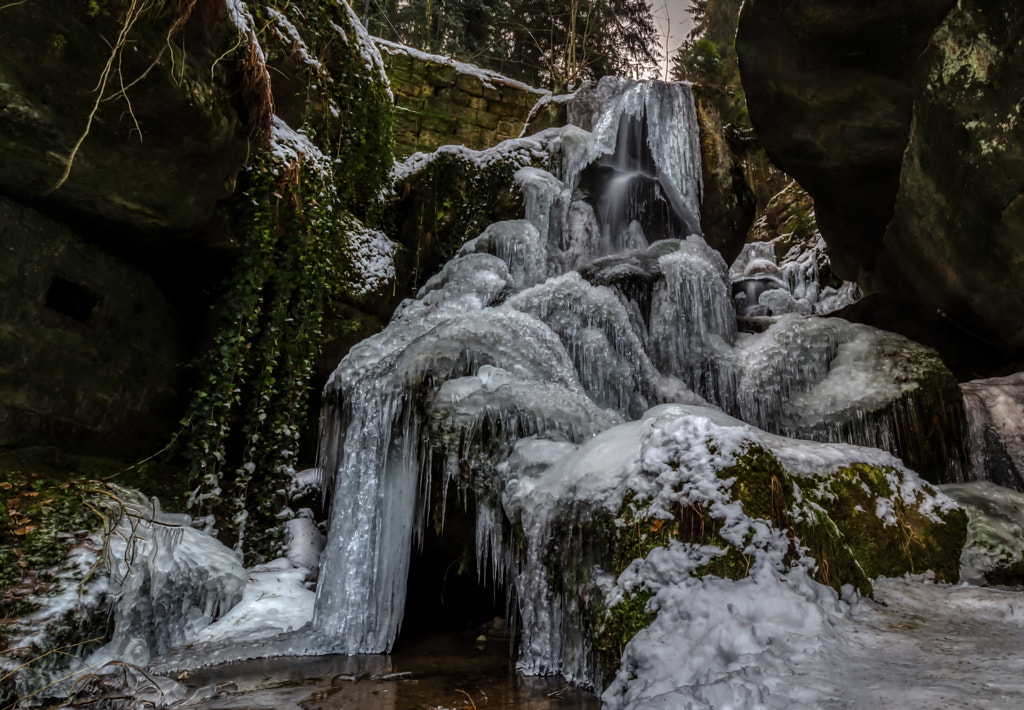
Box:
[649,0,696,79]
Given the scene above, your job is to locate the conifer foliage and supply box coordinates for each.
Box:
[364,0,656,90]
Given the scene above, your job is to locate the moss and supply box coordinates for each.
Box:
[698,546,752,581]
[593,590,654,681]
[176,0,397,559]
[0,469,104,633]
[802,463,967,583]
[716,444,876,595]
[716,445,794,528]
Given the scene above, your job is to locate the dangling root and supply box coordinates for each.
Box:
[46,0,155,194]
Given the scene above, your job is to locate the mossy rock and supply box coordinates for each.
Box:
[0,469,113,707]
[0,0,249,233]
[801,462,966,582]
[585,441,965,683]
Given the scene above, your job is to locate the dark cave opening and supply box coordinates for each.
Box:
[397,496,517,651]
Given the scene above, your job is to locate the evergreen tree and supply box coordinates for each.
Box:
[671,0,744,122]
[365,0,656,90]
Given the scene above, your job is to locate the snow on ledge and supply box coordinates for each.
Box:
[373,37,550,96]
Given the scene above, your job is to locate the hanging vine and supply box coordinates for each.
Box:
[176,0,394,560]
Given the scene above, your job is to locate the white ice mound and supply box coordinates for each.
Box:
[87,491,245,669]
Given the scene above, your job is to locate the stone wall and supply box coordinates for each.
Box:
[376,39,565,158]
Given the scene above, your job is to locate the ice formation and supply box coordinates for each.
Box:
[729,239,861,318]
[961,372,1024,490]
[941,481,1024,584]
[87,490,246,669]
[309,75,968,693]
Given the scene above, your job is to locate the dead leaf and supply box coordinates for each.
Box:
[13,525,37,536]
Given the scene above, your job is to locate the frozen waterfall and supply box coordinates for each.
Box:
[312,76,964,683]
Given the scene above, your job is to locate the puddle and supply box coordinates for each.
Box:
[180,632,600,709]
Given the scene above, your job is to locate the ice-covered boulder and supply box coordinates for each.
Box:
[87,489,245,668]
[0,481,244,705]
[962,372,1024,490]
[493,406,966,689]
[941,481,1024,586]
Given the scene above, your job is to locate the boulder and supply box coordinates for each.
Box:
[693,85,756,265]
[962,372,1024,491]
[941,481,1024,586]
[0,197,185,458]
[736,0,1024,366]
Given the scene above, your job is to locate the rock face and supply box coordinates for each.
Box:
[0,197,185,458]
[0,0,249,233]
[692,86,756,265]
[735,0,1024,362]
[884,1,1024,351]
[376,39,560,159]
[735,0,956,284]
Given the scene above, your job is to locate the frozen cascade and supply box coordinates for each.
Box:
[307,75,964,688]
[566,77,703,235]
[649,235,737,384]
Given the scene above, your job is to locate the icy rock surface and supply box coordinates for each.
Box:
[961,372,1024,490]
[500,404,959,689]
[941,481,1024,585]
[730,239,861,317]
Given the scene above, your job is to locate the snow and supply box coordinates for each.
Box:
[190,559,314,645]
[225,0,256,35]
[283,516,325,574]
[3,534,108,651]
[390,132,553,185]
[374,38,549,96]
[605,571,1024,709]
[267,8,320,69]
[269,116,329,174]
[344,225,396,297]
[342,5,392,96]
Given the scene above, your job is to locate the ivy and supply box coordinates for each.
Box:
[175,0,394,561]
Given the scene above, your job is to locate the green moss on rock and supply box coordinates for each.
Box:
[0,469,105,643]
[801,463,967,583]
[593,590,654,680]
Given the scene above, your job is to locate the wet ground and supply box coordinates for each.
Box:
[180,632,600,710]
